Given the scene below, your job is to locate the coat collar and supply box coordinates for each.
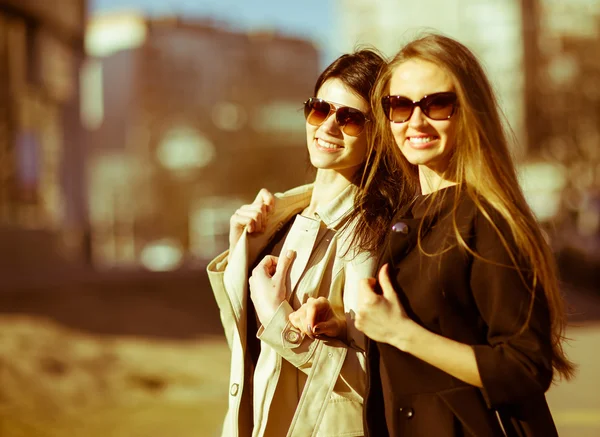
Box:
[412,184,461,220]
[246,182,359,265]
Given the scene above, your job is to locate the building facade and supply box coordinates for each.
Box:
[85,15,320,268]
[0,0,88,273]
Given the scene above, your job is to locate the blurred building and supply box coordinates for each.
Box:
[84,13,319,268]
[0,0,88,276]
[530,0,600,254]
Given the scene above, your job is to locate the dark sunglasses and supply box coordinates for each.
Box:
[381,92,458,123]
[304,97,369,137]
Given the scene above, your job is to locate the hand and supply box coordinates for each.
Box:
[249,250,296,325]
[229,188,275,254]
[289,297,346,340]
[355,264,416,349]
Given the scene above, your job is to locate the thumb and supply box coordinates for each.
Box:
[357,277,377,303]
[274,249,296,280]
[377,264,397,300]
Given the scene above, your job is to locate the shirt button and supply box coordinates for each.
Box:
[392,221,409,234]
[285,330,301,344]
[230,383,239,396]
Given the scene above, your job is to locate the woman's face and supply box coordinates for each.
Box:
[305,78,369,179]
[388,59,457,174]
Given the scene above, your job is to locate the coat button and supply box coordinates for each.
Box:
[285,330,301,344]
[399,407,414,419]
[392,221,409,234]
[230,383,239,396]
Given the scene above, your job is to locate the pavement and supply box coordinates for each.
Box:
[0,270,598,437]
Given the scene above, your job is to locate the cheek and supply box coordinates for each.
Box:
[438,121,457,147]
[390,124,407,144]
[345,135,368,159]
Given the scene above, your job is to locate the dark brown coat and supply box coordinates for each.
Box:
[364,186,558,437]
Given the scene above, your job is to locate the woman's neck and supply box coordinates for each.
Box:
[418,165,457,195]
[303,169,354,217]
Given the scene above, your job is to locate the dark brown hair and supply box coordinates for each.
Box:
[314,49,414,253]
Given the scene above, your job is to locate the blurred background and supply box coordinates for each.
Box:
[0,0,598,436]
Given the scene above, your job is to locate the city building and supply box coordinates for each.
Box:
[85,14,320,267]
[0,0,88,275]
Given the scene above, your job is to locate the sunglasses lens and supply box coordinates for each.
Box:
[385,96,414,123]
[337,107,366,136]
[304,99,332,126]
[422,93,457,120]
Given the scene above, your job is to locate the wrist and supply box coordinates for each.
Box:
[256,299,284,326]
[392,319,421,353]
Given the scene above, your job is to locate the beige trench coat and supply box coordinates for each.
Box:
[207,184,376,437]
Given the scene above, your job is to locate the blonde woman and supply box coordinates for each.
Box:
[353,34,575,437]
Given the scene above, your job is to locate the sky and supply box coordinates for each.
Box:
[90,0,337,66]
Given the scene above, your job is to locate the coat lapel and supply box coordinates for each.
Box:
[223,185,312,334]
[278,216,320,299]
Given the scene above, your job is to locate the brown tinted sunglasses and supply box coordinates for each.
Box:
[304,98,370,136]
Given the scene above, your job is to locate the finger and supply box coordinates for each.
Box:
[238,204,268,231]
[302,303,316,339]
[253,188,275,213]
[274,250,295,281]
[231,210,256,227]
[233,209,262,233]
[304,297,330,327]
[378,264,398,301]
[313,318,341,337]
[288,311,303,331]
[254,255,278,277]
[289,310,312,338]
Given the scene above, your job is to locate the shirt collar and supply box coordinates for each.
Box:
[313,183,359,229]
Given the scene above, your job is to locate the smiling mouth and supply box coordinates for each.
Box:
[408,136,437,144]
[316,138,343,150]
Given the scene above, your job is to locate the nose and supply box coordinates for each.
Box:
[407,106,427,128]
[319,111,342,135]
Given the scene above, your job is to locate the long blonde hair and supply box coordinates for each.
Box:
[368,33,575,380]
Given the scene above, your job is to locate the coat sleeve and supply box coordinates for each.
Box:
[470,210,554,408]
[257,252,374,377]
[206,250,236,350]
[255,269,346,372]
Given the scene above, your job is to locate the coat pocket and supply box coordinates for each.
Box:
[317,395,364,437]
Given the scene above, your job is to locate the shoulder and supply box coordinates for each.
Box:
[450,188,511,237]
[459,191,528,268]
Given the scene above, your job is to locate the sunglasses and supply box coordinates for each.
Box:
[381,92,458,123]
[304,97,369,137]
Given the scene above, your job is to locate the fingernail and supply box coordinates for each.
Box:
[307,324,312,334]
[286,250,294,259]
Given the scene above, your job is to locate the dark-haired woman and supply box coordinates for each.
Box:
[207,49,409,437]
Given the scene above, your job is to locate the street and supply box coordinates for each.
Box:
[0,276,598,437]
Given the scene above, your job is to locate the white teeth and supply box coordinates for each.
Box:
[317,138,342,149]
[409,136,436,144]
